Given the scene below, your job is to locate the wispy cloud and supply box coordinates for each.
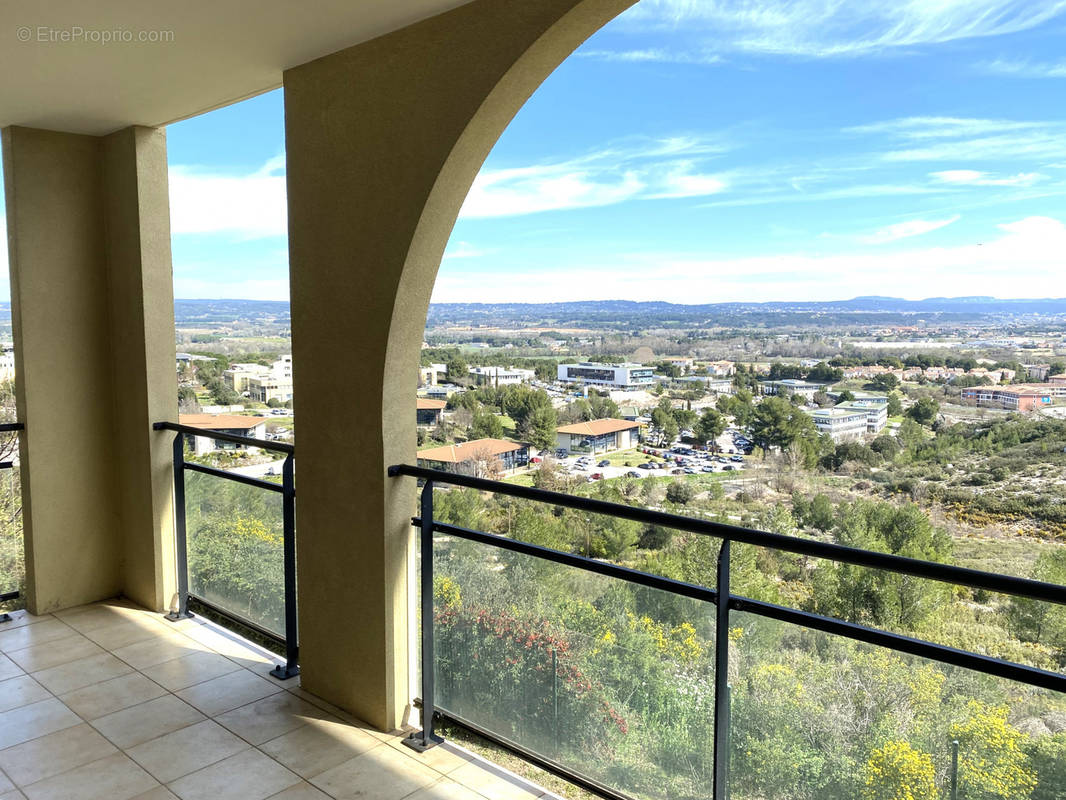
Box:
[442,241,489,260]
[844,116,1044,140]
[930,169,1044,186]
[976,57,1066,78]
[859,215,960,244]
[459,138,730,218]
[169,155,287,239]
[614,0,1066,58]
[842,116,1066,162]
[578,48,724,65]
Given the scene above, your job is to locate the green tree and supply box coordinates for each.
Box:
[887,391,903,417]
[694,408,726,448]
[446,357,468,383]
[651,398,679,446]
[524,405,558,451]
[665,481,695,505]
[750,396,817,455]
[1025,732,1066,800]
[870,373,900,391]
[907,396,940,427]
[1007,548,1066,664]
[470,408,503,439]
[835,389,856,404]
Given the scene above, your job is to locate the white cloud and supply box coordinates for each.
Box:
[459,138,731,218]
[976,58,1066,78]
[617,0,1066,58]
[843,116,1066,162]
[169,155,287,239]
[930,169,1044,186]
[432,216,1066,303]
[844,116,1043,140]
[578,48,724,65]
[442,241,488,260]
[859,215,960,244]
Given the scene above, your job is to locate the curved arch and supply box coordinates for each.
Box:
[283,0,634,730]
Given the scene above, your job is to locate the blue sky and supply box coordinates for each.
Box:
[4,0,1066,303]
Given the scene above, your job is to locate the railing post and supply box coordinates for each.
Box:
[712,540,731,800]
[166,432,192,621]
[405,479,443,752]
[950,739,959,800]
[271,453,300,680]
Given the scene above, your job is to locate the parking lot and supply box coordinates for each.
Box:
[531,443,749,482]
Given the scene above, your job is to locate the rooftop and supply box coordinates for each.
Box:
[178,414,266,430]
[417,439,525,464]
[556,418,640,436]
[0,599,550,800]
[416,399,447,410]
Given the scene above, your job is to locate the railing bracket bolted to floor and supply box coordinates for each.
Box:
[404,479,444,752]
[165,431,193,622]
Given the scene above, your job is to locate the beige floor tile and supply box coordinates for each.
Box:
[215,691,329,746]
[385,738,474,776]
[310,743,440,800]
[82,618,172,652]
[449,761,545,800]
[60,672,167,720]
[0,769,12,792]
[126,719,249,784]
[0,611,51,631]
[6,634,102,674]
[140,651,241,693]
[405,778,486,800]
[259,716,380,779]
[264,782,331,799]
[285,688,397,742]
[0,655,22,682]
[0,723,117,787]
[174,626,275,670]
[175,670,282,717]
[166,748,300,800]
[20,751,158,800]
[90,695,204,750]
[0,698,81,750]
[54,602,141,632]
[0,620,76,654]
[0,790,26,800]
[0,676,50,714]
[130,788,180,800]
[111,633,205,671]
[31,652,133,696]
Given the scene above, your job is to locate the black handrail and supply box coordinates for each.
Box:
[0,423,25,432]
[153,420,294,454]
[388,463,1066,606]
[390,463,1066,800]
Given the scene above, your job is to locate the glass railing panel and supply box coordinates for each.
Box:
[728,609,1065,800]
[184,469,285,636]
[0,466,24,607]
[433,531,717,800]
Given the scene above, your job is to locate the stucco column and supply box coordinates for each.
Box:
[284,0,633,730]
[2,125,177,614]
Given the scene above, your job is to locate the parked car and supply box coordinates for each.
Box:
[530,457,542,463]
[589,473,603,480]
[671,468,685,475]
[702,465,715,473]
[730,455,744,462]
[723,465,734,471]
[626,470,643,478]
[639,462,654,469]
[597,459,610,468]
[683,467,697,474]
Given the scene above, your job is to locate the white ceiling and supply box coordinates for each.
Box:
[0,0,472,135]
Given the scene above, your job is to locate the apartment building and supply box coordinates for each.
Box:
[557,362,656,390]
[810,407,869,442]
[225,356,294,403]
[760,379,831,400]
[960,385,1055,411]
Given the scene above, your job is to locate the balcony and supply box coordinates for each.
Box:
[0,599,554,800]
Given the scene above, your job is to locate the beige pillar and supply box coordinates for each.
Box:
[2,125,177,615]
[284,0,633,730]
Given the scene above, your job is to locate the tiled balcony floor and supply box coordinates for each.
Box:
[0,600,553,800]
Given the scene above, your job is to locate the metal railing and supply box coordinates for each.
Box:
[0,422,25,623]
[388,463,1066,800]
[154,421,299,679]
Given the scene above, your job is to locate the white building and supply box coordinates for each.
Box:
[468,366,535,386]
[760,379,830,400]
[557,362,655,390]
[178,414,267,456]
[810,407,869,442]
[837,402,887,434]
[0,348,15,383]
[224,356,294,403]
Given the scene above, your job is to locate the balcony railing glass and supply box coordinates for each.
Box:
[390,463,1066,800]
[0,422,25,617]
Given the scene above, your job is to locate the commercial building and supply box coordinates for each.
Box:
[837,401,888,434]
[177,413,267,456]
[416,397,446,426]
[224,356,294,403]
[1025,364,1052,381]
[556,418,641,454]
[0,348,14,382]
[557,362,655,390]
[1049,374,1066,386]
[418,362,447,386]
[810,407,869,442]
[760,379,831,400]
[468,365,535,386]
[960,385,1055,411]
[417,438,529,475]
